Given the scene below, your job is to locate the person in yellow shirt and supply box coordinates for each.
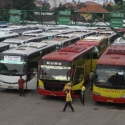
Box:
[64,82,71,91]
[79,85,86,106]
[62,89,74,112]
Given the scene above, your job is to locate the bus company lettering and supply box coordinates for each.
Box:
[102,88,120,93]
[47,61,61,65]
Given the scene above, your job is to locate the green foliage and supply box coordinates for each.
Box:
[113,2,125,13]
[104,4,113,12]
[12,0,36,10]
[114,0,123,4]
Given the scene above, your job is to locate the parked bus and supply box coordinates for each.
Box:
[38,43,95,97]
[2,35,48,48]
[93,44,125,103]
[77,35,108,70]
[0,42,57,89]
[22,29,43,35]
[2,25,39,36]
[0,31,19,42]
[56,29,96,39]
[98,30,124,45]
[0,42,9,53]
[41,34,80,50]
[113,36,125,44]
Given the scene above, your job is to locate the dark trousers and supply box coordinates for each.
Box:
[63,102,74,111]
[19,88,25,96]
[90,80,94,88]
[79,95,85,105]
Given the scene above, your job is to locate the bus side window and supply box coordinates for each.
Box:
[63,42,68,47]
[73,67,84,85]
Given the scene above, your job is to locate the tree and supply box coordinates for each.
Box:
[114,0,123,4]
[104,4,113,12]
[11,0,36,10]
[113,2,125,13]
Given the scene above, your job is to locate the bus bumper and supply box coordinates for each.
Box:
[38,88,66,97]
[93,94,125,103]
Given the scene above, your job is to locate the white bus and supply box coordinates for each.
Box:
[2,35,48,48]
[0,31,19,42]
[0,42,9,53]
[22,29,43,35]
[57,29,96,39]
[1,25,40,36]
[41,34,80,50]
[0,42,57,89]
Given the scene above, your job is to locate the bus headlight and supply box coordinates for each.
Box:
[38,86,44,89]
[93,91,100,95]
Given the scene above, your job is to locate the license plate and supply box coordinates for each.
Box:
[8,86,13,89]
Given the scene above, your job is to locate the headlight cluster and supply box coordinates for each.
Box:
[120,95,125,98]
[93,91,100,95]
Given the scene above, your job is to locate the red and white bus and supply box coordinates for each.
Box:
[38,43,95,97]
[93,44,125,103]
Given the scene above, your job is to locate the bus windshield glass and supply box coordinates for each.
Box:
[40,60,71,81]
[0,55,26,74]
[95,65,125,88]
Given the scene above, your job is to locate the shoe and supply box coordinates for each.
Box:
[72,110,75,112]
[62,110,65,112]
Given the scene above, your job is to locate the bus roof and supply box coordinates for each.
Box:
[113,37,125,44]
[41,35,78,45]
[0,42,9,47]
[76,41,99,46]
[42,43,94,61]
[83,35,107,41]
[1,42,55,56]
[97,44,125,66]
[2,36,46,44]
[0,31,19,38]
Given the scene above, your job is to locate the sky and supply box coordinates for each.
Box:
[67,0,114,5]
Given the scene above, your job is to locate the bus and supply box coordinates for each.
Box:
[22,29,43,35]
[98,30,125,45]
[93,44,125,103]
[38,43,95,97]
[113,36,125,44]
[56,29,96,39]
[0,31,19,42]
[0,42,9,53]
[0,42,57,89]
[2,25,40,36]
[41,34,80,50]
[2,35,48,48]
[77,35,108,70]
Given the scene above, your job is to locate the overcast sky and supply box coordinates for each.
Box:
[67,0,114,5]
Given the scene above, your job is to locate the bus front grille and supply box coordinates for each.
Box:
[43,80,65,91]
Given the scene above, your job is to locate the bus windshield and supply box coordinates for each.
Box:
[40,65,71,81]
[0,55,26,75]
[95,65,125,88]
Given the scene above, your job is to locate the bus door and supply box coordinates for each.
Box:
[27,62,38,89]
[72,66,84,98]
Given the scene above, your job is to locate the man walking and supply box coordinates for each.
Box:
[79,85,86,106]
[18,76,25,97]
[62,89,74,112]
[89,71,95,89]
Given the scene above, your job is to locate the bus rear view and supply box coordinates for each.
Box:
[93,44,125,103]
